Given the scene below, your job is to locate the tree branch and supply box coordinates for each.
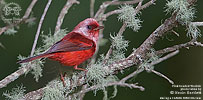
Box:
[152,50,179,65]
[54,0,80,33]
[155,40,203,55]
[102,0,156,21]
[191,21,203,26]
[90,0,95,17]
[75,81,144,98]
[30,0,52,56]
[94,0,141,20]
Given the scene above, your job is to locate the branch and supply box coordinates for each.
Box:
[54,0,80,33]
[155,41,203,55]
[104,23,127,62]
[75,79,144,98]
[0,0,52,89]
[30,0,52,56]
[150,69,174,84]
[77,82,144,96]
[152,50,179,65]
[102,0,156,21]
[147,50,180,85]
[104,0,141,5]
[24,87,44,100]
[191,22,203,26]
[90,0,95,17]
[122,50,179,86]
[94,0,140,20]
[0,0,38,35]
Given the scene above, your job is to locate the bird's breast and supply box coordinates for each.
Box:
[48,47,95,66]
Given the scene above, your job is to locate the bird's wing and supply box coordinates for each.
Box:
[46,32,95,54]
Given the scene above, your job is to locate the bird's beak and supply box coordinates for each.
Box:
[94,26,104,31]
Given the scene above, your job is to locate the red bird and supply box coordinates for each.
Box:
[18,18,104,85]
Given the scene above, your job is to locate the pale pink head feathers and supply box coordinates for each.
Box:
[73,18,104,43]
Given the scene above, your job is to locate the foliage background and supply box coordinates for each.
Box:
[0,0,202,99]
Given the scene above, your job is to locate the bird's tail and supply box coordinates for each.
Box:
[17,53,52,63]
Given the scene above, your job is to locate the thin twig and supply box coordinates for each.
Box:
[152,50,179,65]
[150,69,174,84]
[104,23,127,61]
[117,23,127,36]
[94,0,141,20]
[90,0,95,17]
[79,84,88,100]
[104,0,141,5]
[171,30,180,37]
[102,0,156,21]
[191,22,203,26]
[94,0,118,19]
[155,41,203,55]
[147,50,180,84]
[120,68,141,83]
[30,0,52,56]
[75,81,144,97]
[0,0,38,35]
[55,0,80,33]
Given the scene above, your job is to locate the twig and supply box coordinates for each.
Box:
[104,23,126,61]
[146,50,180,85]
[120,68,142,83]
[117,23,127,36]
[79,84,88,100]
[155,41,203,55]
[94,0,141,20]
[55,0,80,33]
[191,22,203,26]
[30,0,52,56]
[0,0,38,35]
[102,0,156,21]
[90,0,95,17]
[171,30,180,37]
[150,69,174,84]
[94,0,118,19]
[104,0,141,5]
[152,50,179,65]
[75,81,144,97]
[0,42,5,49]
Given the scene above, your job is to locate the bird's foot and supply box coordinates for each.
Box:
[60,72,67,87]
[74,65,87,72]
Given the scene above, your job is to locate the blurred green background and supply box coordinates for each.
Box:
[0,0,203,100]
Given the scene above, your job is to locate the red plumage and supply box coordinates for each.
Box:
[18,18,104,71]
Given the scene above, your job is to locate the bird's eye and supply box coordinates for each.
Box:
[87,25,92,30]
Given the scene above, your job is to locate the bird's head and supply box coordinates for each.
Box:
[73,18,104,42]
